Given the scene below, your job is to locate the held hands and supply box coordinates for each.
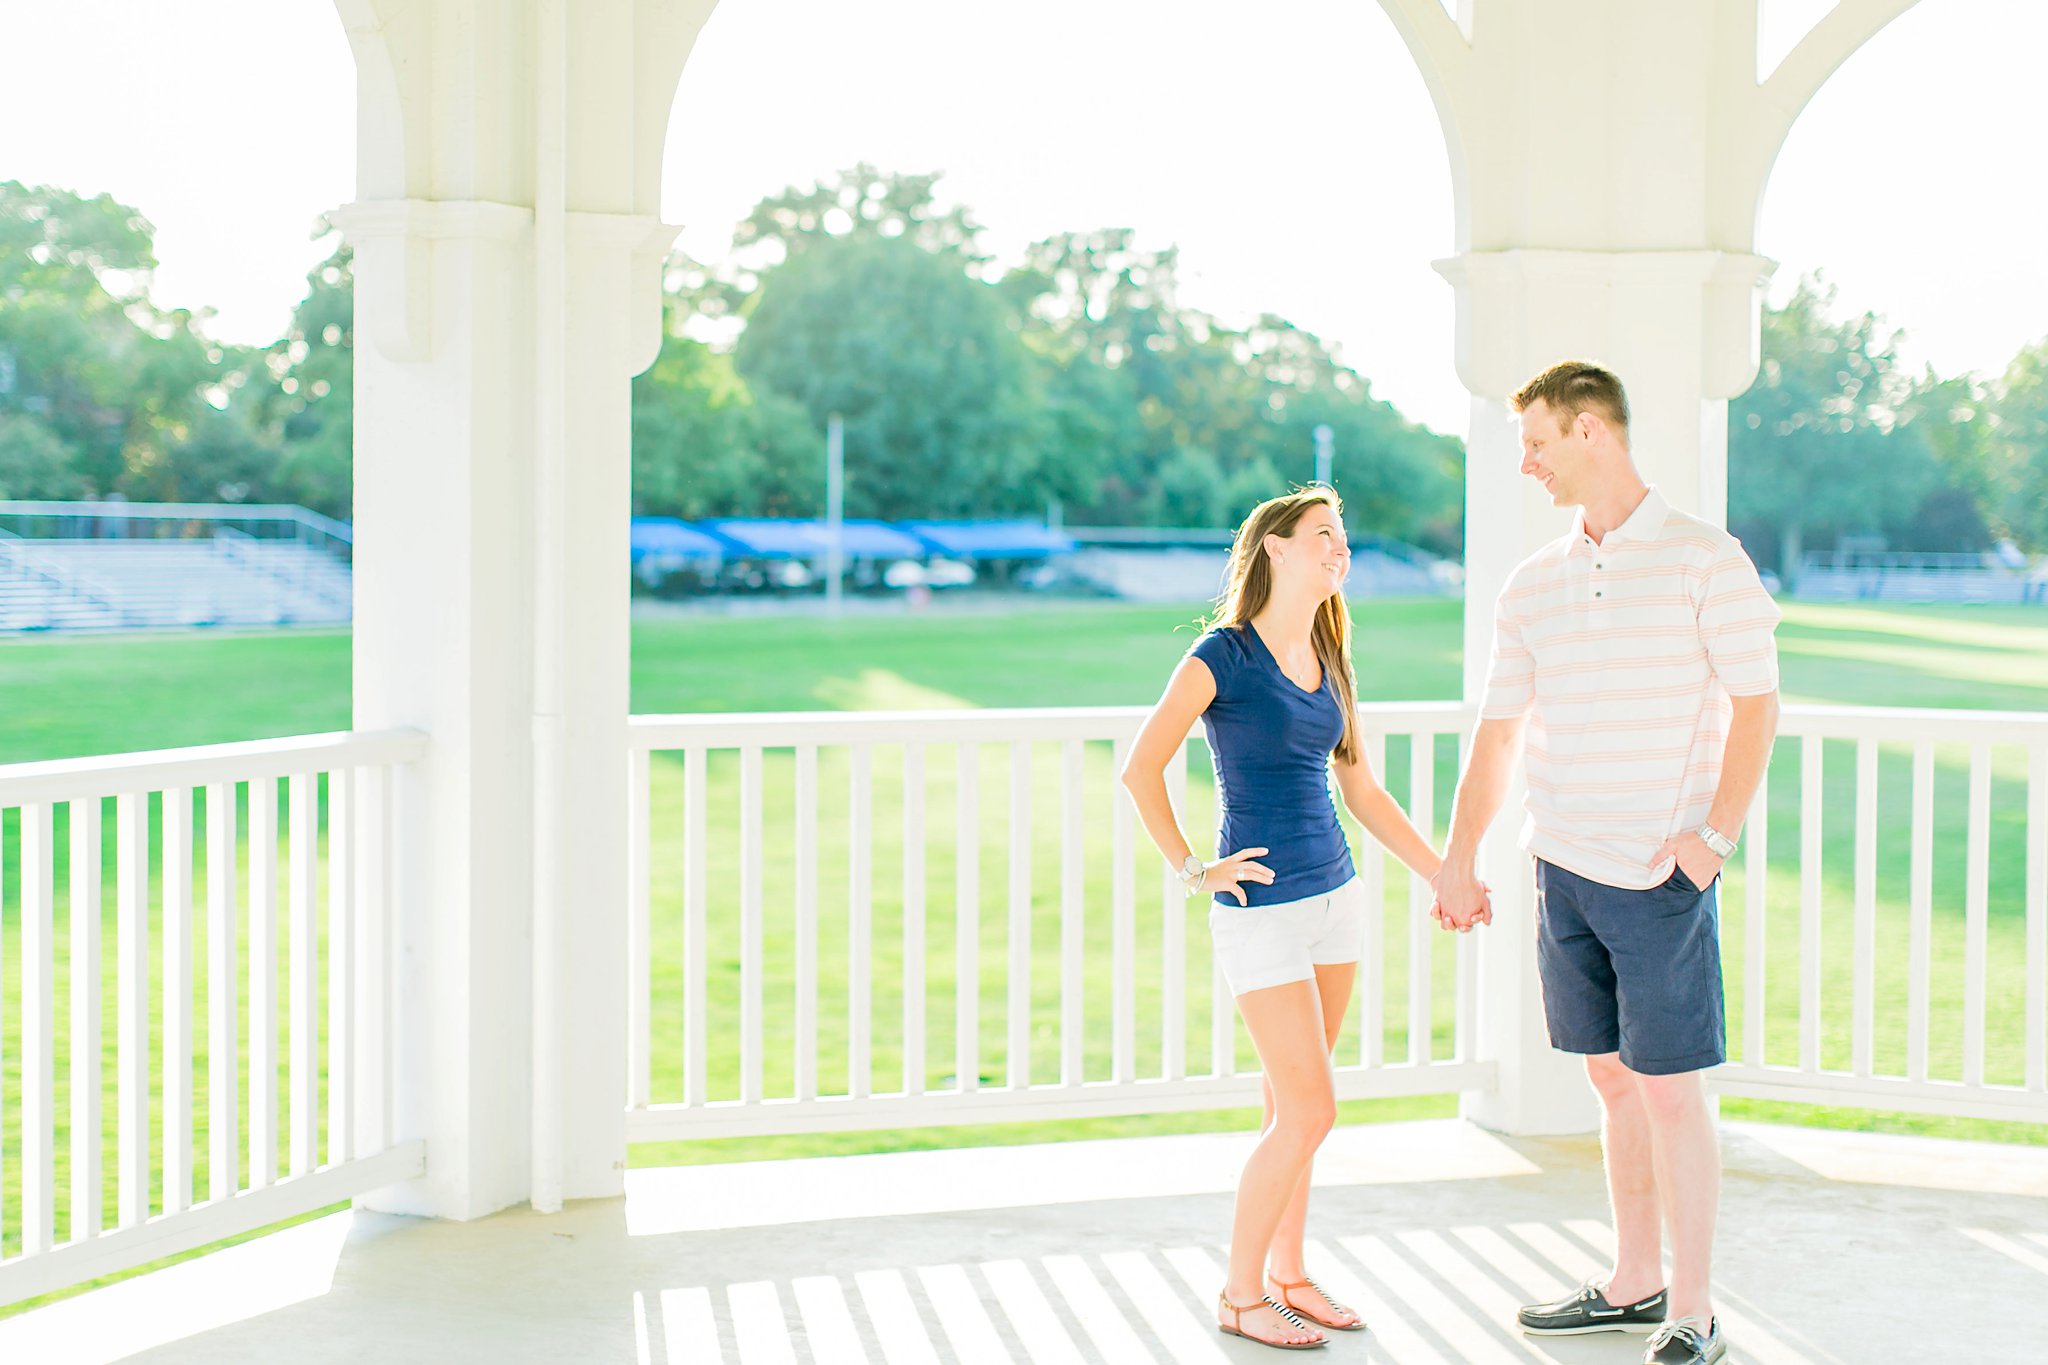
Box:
[1650,830,1725,891]
[1428,858,1494,933]
[1202,847,1276,906]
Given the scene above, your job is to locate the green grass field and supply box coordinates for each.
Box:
[0,597,2044,1311]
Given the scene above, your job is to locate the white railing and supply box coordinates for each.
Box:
[0,729,426,1306]
[1711,706,2048,1124]
[627,702,2048,1143]
[625,704,1487,1142]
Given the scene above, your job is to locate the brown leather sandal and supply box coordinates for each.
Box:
[1267,1273,1366,1331]
[1217,1291,1328,1350]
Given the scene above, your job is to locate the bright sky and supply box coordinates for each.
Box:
[3,0,2041,438]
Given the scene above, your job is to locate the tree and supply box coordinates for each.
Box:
[731,163,988,267]
[1730,277,1934,578]
[0,412,86,499]
[0,181,275,504]
[736,232,1048,519]
[251,232,356,516]
[1992,336,2048,549]
[1892,369,1995,551]
[632,317,818,519]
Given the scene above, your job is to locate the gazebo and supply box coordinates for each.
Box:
[1,2,2043,1359]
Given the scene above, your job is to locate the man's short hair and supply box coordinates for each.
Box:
[1511,361,1629,434]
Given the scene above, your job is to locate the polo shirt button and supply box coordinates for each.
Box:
[1594,591,1603,598]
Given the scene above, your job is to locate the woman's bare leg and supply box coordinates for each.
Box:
[1217,977,1339,1346]
[1264,961,1359,1326]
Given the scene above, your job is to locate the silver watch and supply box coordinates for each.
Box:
[1178,853,1206,895]
[1696,822,1736,859]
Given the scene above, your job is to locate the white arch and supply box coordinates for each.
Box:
[1373,0,1477,246]
[1738,0,1927,240]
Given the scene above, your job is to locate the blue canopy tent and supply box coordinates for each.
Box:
[705,519,926,560]
[629,517,733,563]
[899,521,1078,560]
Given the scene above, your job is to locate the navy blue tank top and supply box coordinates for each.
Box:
[1187,624,1354,906]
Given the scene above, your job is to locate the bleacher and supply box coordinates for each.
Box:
[1795,550,2048,605]
[0,502,354,634]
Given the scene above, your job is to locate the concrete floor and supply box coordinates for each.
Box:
[4,1118,2046,1363]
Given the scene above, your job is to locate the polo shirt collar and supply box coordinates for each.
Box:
[1572,485,1669,549]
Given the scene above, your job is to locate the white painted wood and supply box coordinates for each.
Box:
[628,702,1473,753]
[904,743,927,1096]
[627,748,651,1109]
[287,773,317,1176]
[1454,728,1476,1060]
[1007,740,1032,1089]
[248,778,279,1188]
[206,781,240,1201]
[1743,766,1768,1066]
[69,796,105,1241]
[1408,731,1435,1065]
[847,743,871,1101]
[1210,954,1233,1080]
[115,792,148,1228]
[326,768,353,1164]
[2029,742,2048,1093]
[1060,739,1084,1087]
[1110,736,1136,1086]
[162,787,194,1215]
[1965,743,1991,1087]
[682,748,707,1105]
[1709,1064,2048,1125]
[740,746,764,1105]
[794,744,818,1103]
[0,729,427,808]
[1909,741,1934,1082]
[955,742,980,1094]
[1360,730,1385,1069]
[0,809,6,1240]
[0,1140,423,1308]
[627,1061,1498,1140]
[1162,744,1187,1081]
[22,803,55,1255]
[1798,736,1822,1074]
[1852,738,1877,1078]
[353,765,390,1157]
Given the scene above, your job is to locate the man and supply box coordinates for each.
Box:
[1433,361,1781,1365]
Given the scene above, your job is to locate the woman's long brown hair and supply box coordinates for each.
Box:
[1204,488,1360,764]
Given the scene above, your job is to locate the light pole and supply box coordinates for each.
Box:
[825,413,845,614]
[1313,423,1333,489]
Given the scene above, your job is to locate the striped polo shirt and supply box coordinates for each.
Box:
[1480,486,1781,890]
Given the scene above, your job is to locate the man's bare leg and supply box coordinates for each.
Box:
[1586,1053,1665,1304]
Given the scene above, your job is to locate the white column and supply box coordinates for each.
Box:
[548,211,677,1204]
[337,199,538,1219]
[1457,396,1590,1134]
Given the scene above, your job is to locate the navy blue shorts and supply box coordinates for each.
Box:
[1534,858,1726,1076]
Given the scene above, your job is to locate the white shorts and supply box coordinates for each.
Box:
[1207,876,1366,997]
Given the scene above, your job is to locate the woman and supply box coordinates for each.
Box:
[1120,488,1454,1350]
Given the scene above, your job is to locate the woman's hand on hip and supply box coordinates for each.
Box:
[1202,847,1274,906]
